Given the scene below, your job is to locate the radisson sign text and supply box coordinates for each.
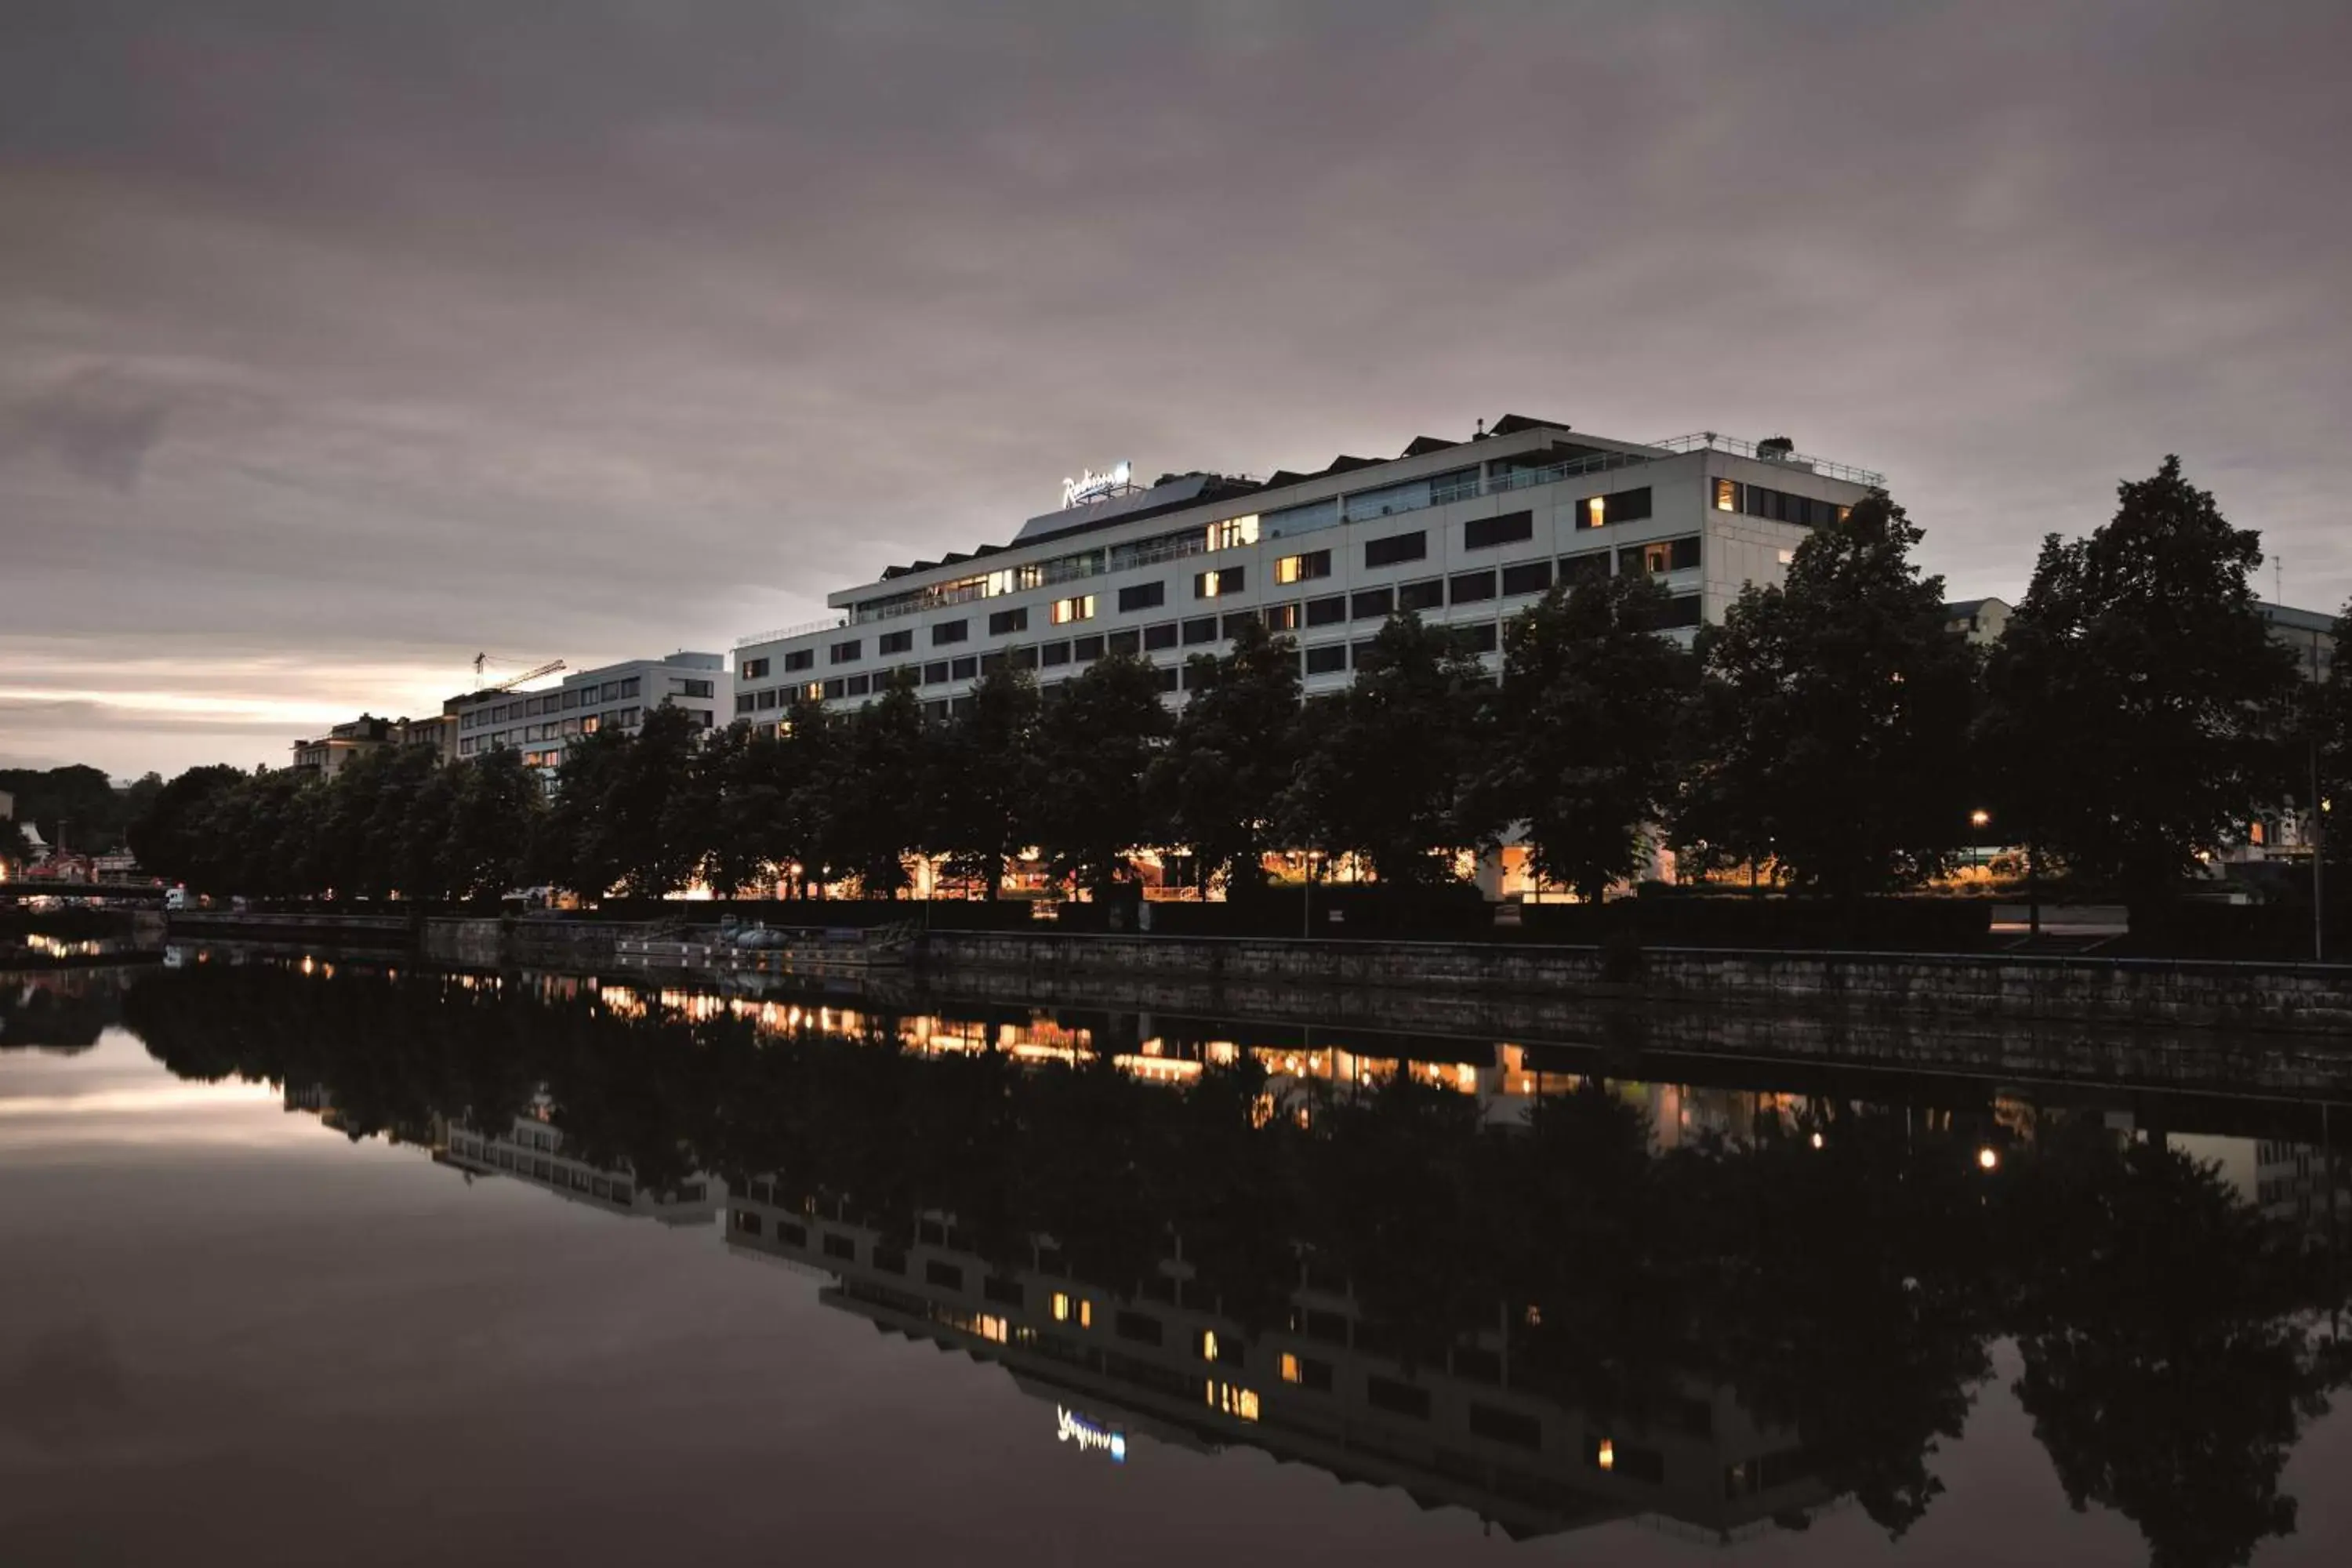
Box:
[1061,460,1133,510]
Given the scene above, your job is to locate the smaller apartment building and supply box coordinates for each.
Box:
[732,418,1882,724]
[452,652,726,771]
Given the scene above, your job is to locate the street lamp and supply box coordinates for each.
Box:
[1968,809,1991,872]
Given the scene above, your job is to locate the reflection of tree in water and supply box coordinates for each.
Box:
[2003,1124,2352,1568]
[117,960,2352,1563]
[0,971,128,1052]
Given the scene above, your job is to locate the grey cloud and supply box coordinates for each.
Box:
[2,1,2349,775]
[3,368,174,489]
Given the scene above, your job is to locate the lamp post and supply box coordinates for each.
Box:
[1968,808,1991,873]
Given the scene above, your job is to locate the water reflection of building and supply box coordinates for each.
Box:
[723,1188,1831,1544]
[441,1111,723,1225]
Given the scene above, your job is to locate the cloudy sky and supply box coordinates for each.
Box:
[4,1,2347,779]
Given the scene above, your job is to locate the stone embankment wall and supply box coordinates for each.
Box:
[419,918,638,969]
[913,931,2352,1038]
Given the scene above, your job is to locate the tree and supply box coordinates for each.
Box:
[1034,652,1173,897]
[1281,612,1488,885]
[446,748,543,900]
[775,690,843,896]
[936,666,1045,899]
[537,724,632,898]
[1980,458,2299,907]
[1675,492,1978,900]
[822,677,933,897]
[129,765,249,888]
[695,722,782,898]
[1485,575,1697,902]
[606,704,707,897]
[1150,619,1301,895]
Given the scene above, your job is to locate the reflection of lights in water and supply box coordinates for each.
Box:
[1978,1145,2000,1171]
[1596,1439,1616,1471]
[1810,1131,1824,1149]
[25,934,107,958]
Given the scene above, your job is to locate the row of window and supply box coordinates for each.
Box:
[1715,477,1849,529]
[457,706,644,754]
[459,676,642,729]
[800,535,1699,676]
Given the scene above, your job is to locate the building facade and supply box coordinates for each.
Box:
[289,714,397,777]
[731,419,1882,724]
[451,652,726,771]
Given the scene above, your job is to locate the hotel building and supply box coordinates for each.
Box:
[731,417,1882,722]
[451,652,726,771]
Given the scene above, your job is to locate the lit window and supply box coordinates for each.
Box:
[1200,1330,1220,1363]
[1207,1381,1261,1422]
[1206,515,1260,550]
[1052,594,1096,625]
[1713,477,1737,512]
[1274,550,1330,585]
[1596,1438,1615,1471]
[1584,496,1606,528]
[1080,1299,1094,1329]
[1051,1291,1071,1323]
[1280,1352,1302,1384]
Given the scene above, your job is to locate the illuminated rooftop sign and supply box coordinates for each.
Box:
[1054,1404,1127,1462]
[1061,460,1133,509]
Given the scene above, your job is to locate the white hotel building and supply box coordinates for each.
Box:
[732,416,1882,722]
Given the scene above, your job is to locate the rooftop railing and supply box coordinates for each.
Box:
[1650,431,1886,488]
[736,616,844,649]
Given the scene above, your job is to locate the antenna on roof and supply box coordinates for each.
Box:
[1472,417,1488,441]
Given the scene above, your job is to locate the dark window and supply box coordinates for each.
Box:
[621,677,640,698]
[740,658,770,679]
[1662,595,1703,629]
[1040,642,1071,667]
[784,648,815,672]
[1363,530,1426,568]
[1221,612,1257,641]
[822,1232,855,1261]
[988,607,1028,636]
[1450,570,1497,604]
[923,699,947,720]
[1153,666,1180,691]
[1469,1403,1541,1450]
[1305,594,1347,627]
[759,688,781,710]
[978,652,1006,675]
[872,1243,906,1276]
[1108,629,1141,655]
[821,678,844,699]
[932,619,969,646]
[1290,1355,1334,1392]
[949,696,974,718]
[950,655,978,681]
[1263,602,1301,632]
[735,694,753,715]
[1119,581,1165,612]
[983,1276,1024,1307]
[1181,616,1219,645]
[1590,1438,1665,1483]
[1367,1377,1432,1420]
[829,639,862,664]
[731,1209,763,1236]
[1073,635,1105,662]
[1464,622,1499,654]
[1115,1310,1163,1346]
[1350,639,1378,668]
[1619,536,1701,575]
[1351,587,1394,621]
[1397,579,1443,612]
[1453,1346,1502,1385]
[1305,644,1348,675]
[1194,566,1246,598]
[1144,622,1178,651]
[1559,550,1610,586]
[1180,662,1208,690]
[844,673,871,695]
[1501,560,1553,596]
[1465,510,1534,550]
[879,630,913,655]
[1009,644,1038,670]
[777,1221,808,1247]
[922,661,950,684]
[925,1259,964,1290]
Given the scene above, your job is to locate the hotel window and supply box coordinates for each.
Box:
[803,682,823,700]
[1714,477,1740,512]
[1366,1377,1432,1421]
[1118,581,1165,612]
[1144,622,1178,651]
[829,639,862,664]
[1206,514,1260,550]
[735,694,755,714]
[922,699,948,721]
[580,715,600,735]
[1073,635,1105,662]
[1352,587,1394,621]
[1464,510,1534,550]
[1108,629,1141,656]
[1621,536,1701,575]
[932,619,969,645]
[1116,1311,1163,1346]
[988,606,1028,636]
[740,657,770,680]
[922,661,950,684]
[984,1276,1024,1308]
[1363,530,1426,569]
[1305,594,1347,627]
[1221,612,1258,641]
[1559,550,1610,586]
[879,630,913,655]
[1009,645,1039,670]
[1465,622,1499,654]
[1350,639,1378,668]
[1501,560,1554,597]
[1578,486,1653,528]
[621,677,641,697]
[1207,1382,1261,1422]
[1450,569,1497,604]
[925,1259,964,1290]
[1194,566,1245,598]
[1181,616,1219,645]
[1468,1403,1542,1451]
[1040,642,1071,667]
[1274,549,1331,585]
[1305,644,1348,676]
[757,689,780,710]
[979,652,1007,674]
[1661,595,1703,629]
[784,648,815,672]
[1263,601,1301,633]
[1397,578,1444,612]
[563,689,579,710]
[1052,594,1096,624]
[951,655,978,680]
[1154,666,1180,692]
[822,1232,856,1261]
[822,679,845,699]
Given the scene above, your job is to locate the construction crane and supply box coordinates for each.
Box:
[472,653,567,692]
